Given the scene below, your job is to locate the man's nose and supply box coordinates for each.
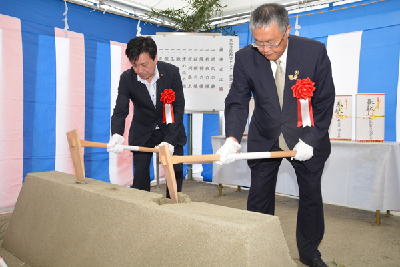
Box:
[259,45,272,53]
[137,66,144,73]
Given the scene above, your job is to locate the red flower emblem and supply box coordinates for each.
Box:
[160,89,175,104]
[160,89,175,124]
[291,77,315,100]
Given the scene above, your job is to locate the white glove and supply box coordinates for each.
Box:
[107,133,124,154]
[292,139,313,161]
[156,142,174,155]
[216,138,241,165]
[0,256,8,267]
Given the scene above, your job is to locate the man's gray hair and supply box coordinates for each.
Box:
[249,3,289,33]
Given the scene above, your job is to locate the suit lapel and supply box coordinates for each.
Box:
[282,37,302,118]
[156,64,164,116]
[255,52,282,116]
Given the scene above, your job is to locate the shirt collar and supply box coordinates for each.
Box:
[137,66,159,85]
[277,38,289,67]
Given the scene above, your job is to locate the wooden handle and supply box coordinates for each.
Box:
[138,147,159,153]
[170,151,297,164]
[171,154,220,164]
[80,140,108,149]
[269,151,297,158]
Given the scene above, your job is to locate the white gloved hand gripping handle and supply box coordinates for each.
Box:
[292,139,313,161]
[156,142,174,155]
[216,138,241,165]
[79,140,159,153]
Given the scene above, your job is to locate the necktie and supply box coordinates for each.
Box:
[274,59,289,151]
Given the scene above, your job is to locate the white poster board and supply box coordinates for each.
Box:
[150,33,239,112]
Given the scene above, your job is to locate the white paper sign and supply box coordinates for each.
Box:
[329,95,352,140]
[150,34,239,112]
[355,93,385,142]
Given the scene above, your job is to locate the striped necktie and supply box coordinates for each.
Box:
[274,59,289,151]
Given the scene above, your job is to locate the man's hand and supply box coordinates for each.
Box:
[292,139,313,161]
[107,133,124,154]
[156,142,174,155]
[216,137,241,165]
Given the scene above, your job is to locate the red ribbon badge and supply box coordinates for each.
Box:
[160,89,175,124]
[291,77,315,127]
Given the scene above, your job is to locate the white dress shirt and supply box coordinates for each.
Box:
[271,39,289,78]
[137,66,160,129]
[137,66,160,107]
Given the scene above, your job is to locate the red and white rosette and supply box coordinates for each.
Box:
[160,89,175,124]
[291,77,316,127]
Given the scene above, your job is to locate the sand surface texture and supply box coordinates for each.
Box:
[1,174,400,266]
[1,171,295,267]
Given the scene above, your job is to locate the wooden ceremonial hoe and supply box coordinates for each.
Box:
[67,129,296,204]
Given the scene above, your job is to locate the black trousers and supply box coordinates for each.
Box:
[131,129,184,196]
[247,145,325,261]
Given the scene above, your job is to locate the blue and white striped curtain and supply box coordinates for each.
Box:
[0,0,173,212]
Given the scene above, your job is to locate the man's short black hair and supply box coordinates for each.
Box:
[125,36,157,62]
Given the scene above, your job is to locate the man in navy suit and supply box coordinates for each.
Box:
[108,36,187,198]
[216,4,335,267]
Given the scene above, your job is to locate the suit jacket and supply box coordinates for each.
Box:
[225,35,335,172]
[111,61,187,147]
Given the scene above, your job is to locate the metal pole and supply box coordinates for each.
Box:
[155,153,160,192]
[188,113,193,180]
[219,111,224,136]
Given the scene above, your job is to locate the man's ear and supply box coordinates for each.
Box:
[286,25,292,35]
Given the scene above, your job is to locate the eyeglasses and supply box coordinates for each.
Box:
[251,29,287,49]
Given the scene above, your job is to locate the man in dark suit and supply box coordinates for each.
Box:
[216,4,335,267]
[108,36,187,198]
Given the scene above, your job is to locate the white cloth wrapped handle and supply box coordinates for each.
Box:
[107,134,125,154]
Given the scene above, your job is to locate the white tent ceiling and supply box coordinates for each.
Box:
[68,0,363,27]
